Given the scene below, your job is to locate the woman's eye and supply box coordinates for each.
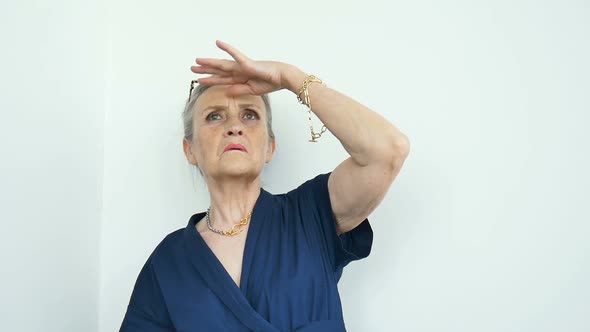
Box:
[244,110,259,120]
[207,112,221,121]
[206,110,258,121]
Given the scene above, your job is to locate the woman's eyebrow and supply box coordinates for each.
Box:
[201,105,226,114]
[240,104,261,110]
[201,104,260,113]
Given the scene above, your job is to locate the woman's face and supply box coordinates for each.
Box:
[183,85,275,181]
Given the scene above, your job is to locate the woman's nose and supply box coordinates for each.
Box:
[225,115,243,136]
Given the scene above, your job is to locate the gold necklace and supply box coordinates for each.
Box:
[206,207,252,236]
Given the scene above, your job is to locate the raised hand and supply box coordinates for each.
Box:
[191,40,292,96]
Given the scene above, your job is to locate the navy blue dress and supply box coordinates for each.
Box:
[120,172,373,332]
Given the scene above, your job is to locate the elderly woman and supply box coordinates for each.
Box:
[120,40,410,332]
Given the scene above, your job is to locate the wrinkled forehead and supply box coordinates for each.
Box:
[195,85,265,113]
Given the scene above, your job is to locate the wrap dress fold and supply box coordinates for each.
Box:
[120,172,373,332]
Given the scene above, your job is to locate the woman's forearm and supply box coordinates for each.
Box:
[281,64,410,168]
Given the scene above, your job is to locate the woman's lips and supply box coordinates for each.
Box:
[223,143,247,153]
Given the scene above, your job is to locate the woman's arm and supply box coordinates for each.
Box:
[281,65,410,234]
[282,65,409,168]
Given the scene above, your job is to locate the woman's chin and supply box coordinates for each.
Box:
[215,164,259,178]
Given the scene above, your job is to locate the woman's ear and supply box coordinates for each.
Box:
[265,138,276,163]
[183,138,198,166]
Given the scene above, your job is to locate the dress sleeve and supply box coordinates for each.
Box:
[289,172,373,278]
[119,257,175,332]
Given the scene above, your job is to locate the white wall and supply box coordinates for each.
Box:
[0,0,106,331]
[2,0,588,331]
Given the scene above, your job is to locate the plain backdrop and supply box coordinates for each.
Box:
[1,0,588,331]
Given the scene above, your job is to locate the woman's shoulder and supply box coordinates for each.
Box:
[148,227,186,265]
[279,172,332,198]
[153,211,205,255]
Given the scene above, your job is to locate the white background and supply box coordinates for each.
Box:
[1,0,588,331]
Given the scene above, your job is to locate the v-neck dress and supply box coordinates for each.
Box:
[120,172,373,332]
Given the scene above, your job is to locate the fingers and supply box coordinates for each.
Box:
[190,65,227,76]
[216,40,249,64]
[195,58,237,72]
[197,75,240,86]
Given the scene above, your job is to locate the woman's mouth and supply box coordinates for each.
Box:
[223,143,248,153]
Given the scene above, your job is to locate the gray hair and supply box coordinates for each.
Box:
[181,84,275,176]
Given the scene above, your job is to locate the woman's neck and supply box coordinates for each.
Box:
[205,176,261,230]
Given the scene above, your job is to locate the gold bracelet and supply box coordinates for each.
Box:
[296,75,328,142]
[297,75,323,105]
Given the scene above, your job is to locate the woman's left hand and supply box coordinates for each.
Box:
[191,40,294,96]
